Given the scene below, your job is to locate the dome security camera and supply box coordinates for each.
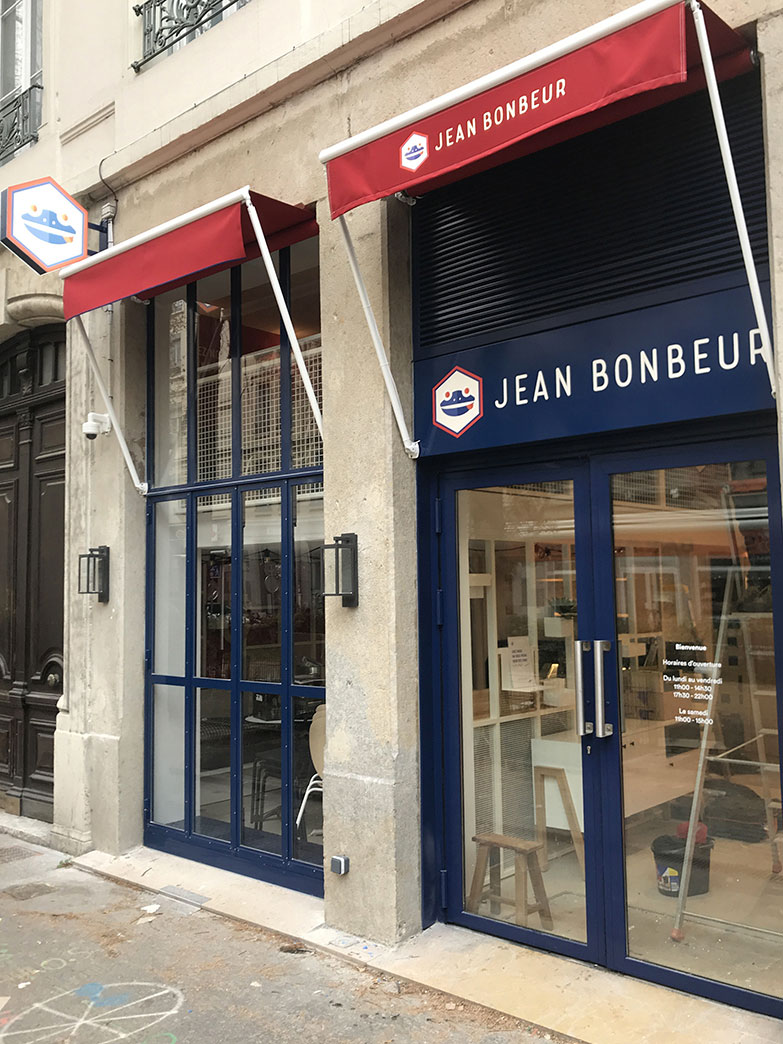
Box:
[82,413,111,440]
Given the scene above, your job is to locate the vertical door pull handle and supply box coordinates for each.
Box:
[574,640,593,736]
[594,639,614,738]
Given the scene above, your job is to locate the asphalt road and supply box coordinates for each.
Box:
[0,834,569,1044]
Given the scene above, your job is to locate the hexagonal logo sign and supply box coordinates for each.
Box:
[1,177,89,274]
[433,366,483,438]
[400,131,429,173]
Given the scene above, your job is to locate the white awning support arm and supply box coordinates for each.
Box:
[690,0,776,397]
[73,314,149,496]
[337,214,420,459]
[241,189,324,439]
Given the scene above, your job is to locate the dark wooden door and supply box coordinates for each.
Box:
[0,327,65,822]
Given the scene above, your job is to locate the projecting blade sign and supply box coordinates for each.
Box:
[1,176,88,273]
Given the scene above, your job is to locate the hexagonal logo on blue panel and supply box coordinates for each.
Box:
[1,176,88,274]
[432,366,483,438]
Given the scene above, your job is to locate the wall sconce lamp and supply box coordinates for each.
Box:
[78,545,110,603]
[322,533,358,608]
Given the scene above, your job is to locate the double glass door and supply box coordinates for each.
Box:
[442,440,783,1011]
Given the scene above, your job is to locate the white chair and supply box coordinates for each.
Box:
[296,703,325,829]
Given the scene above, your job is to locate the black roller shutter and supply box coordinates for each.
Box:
[413,71,767,358]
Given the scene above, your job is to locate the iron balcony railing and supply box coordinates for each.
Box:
[132,0,249,70]
[0,84,43,165]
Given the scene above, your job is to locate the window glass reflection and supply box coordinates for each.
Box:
[242,692,282,855]
[195,687,231,840]
[293,696,324,862]
[197,270,232,483]
[243,488,282,682]
[241,256,281,475]
[615,460,782,999]
[293,483,324,685]
[198,495,232,680]
[152,685,184,830]
[290,238,322,470]
[154,290,188,487]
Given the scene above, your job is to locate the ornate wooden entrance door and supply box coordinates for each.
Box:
[0,327,65,822]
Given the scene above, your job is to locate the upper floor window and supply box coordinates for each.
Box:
[133,0,251,71]
[0,0,42,163]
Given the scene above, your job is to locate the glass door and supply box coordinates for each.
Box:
[600,454,783,1005]
[443,467,605,962]
[440,439,783,1012]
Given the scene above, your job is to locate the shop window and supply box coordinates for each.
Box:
[146,238,325,887]
[0,0,42,164]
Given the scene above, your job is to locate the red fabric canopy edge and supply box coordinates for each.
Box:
[324,1,752,219]
[63,191,317,320]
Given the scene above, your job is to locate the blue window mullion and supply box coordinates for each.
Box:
[280,479,293,861]
[231,265,242,480]
[230,485,242,850]
[186,282,198,487]
[184,493,196,836]
[143,497,155,825]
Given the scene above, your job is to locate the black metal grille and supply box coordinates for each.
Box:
[413,72,768,357]
[0,83,42,165]
[133,0,251,70]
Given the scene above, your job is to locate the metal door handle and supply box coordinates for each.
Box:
[594,640,614,738]
[574,640,593,736]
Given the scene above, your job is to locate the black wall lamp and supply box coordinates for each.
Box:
[322,533,358,607]
[78,545,110,603]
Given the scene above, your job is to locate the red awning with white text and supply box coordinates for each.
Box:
[62,190,317,320]
[320,0,752,218]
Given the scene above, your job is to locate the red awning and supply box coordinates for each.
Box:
[320,0,752,219]
[62,189,317,320]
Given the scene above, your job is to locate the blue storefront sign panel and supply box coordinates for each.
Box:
[414,285,774,455]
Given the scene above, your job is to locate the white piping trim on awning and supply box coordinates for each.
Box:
[325,0,776,461]
[61,187,323,495]
[319,0,681,165]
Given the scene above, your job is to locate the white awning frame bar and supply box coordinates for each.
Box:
[319,0,679,164]
[60,186,252,280]
[689,0,776,396]
[73,314,149,496]
[338,214,419,459]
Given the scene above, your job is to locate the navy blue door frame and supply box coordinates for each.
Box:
[419,418,783,1018]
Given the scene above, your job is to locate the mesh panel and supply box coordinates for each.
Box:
[242,350,281,475]
[666,464,730,509]
[500,718,535,840]
[291,336,323,469]
[473,725,494,836]
[612,472,661,506]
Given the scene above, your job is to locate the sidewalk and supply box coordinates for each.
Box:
[1,813,781,1044]
[72,844,782,1044]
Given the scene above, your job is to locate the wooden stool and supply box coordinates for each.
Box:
[467,833,553,930]
[533,765,585,877]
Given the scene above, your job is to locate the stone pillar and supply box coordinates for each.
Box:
[319,197,422,944]
[52,301,147,855]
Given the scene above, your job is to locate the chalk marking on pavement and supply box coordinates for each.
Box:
[0,1001,8,1014]
[0,984,183,1043]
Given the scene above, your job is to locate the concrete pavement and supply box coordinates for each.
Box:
[0,833,574,1044]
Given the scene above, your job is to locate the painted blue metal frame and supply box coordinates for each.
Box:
[144,246,325,896]
[418,416,783,1018]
